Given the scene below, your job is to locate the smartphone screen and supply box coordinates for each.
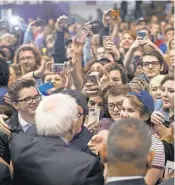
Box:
[52,63,65,74]
[0,20,10,32]
[88,108,100,124]
[87,75,99,85]
[137,31,146,39]
[38,82,54,96]
[163,120,170,128]
[102,36,111,45]
[75,27,89,44]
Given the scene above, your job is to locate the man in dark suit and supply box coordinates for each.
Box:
[11,93,104,185]
[106,118,152,185]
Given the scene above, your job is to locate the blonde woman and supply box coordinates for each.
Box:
[149,75,165,101]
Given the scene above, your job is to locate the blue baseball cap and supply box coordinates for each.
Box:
[128,90,154,114]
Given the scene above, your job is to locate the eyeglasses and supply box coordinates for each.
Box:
[142,61,160,67]
[77,112,84,119]
[108,101,123,111]
[88,100,104,107]
[19,56,35,62]
[17,95,41,104]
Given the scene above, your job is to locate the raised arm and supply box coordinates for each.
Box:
[52,16,68,63]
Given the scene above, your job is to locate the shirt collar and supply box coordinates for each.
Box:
[106,176,143,183]
[18,112,33,132]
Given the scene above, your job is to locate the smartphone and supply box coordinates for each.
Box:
[163,120,170,128]
[103,36,111,44]
[59,18,68,27]
[0,20,10,32]
[137,31,146,39]
[38,82,54,96]
[88,108,101,124]
[110,10,120,18]
[52,63,65,74]
[35,20,46,27]
[75,27,89,44]
[87,75,99,85]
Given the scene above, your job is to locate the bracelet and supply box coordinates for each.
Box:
[32,71,40,79]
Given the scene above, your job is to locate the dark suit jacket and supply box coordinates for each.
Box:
[11,133,104,185]
[107,178,146,185]
[0,111,23,163]
[0,163,12,185]
[160,178,174,185]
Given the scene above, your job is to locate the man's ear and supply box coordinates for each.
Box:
[12,102,19,111]
[160,64,164,72]
[69,119,78,136]
[99,143,107,163]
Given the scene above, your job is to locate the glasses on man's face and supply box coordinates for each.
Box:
[19,56,35,62]
[17,95,41,104]
[108,102,123,111]
[77,112,84,119]
[142,61,160,67]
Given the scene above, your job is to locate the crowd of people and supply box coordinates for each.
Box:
[0,2,174,185]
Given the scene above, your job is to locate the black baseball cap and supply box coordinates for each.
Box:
[136,17,147,25]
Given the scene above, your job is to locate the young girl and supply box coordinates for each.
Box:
[120,90,165,185]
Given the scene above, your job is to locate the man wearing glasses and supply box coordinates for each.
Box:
[14,45,41,76]
[0,78,41,163]
[8,78,41,132]
[140,50,164,81]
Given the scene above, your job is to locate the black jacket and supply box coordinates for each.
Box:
[0,163,12,185]
[160,178,174,185]
[11,133,104,185]
[107,178,146,185]
[26,124,95,157]
[52,30,67,63]
[0,111,22,163]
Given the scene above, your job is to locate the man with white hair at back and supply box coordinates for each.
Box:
[10,94,104,185]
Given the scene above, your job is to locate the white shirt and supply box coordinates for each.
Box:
[106,176,143,183]
[18,113,33,132]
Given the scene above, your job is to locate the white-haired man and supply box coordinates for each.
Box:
[10,94,104,185]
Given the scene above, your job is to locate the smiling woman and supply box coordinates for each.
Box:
[120,90,165,185]
[149,75,165,101]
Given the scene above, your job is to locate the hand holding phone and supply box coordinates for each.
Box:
[75,27,90,44]
[137,31,146,40]
[103,36,111,45]
[38,82,54,96]
[52,63,65,74]
[87,75,99,85]
[56,15,68,31]
[88,108,100,125]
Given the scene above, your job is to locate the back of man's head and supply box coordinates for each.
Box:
[35,93,78,138]
[107,118,151,167]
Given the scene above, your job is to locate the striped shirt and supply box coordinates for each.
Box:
[150,135,165,169]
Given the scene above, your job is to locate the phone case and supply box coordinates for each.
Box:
[137,31,146,39]
[38,82,54,96]
[75,28,89,44]
[87,75,99,85]
[88,108,100,124]
[52,64,65,73]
